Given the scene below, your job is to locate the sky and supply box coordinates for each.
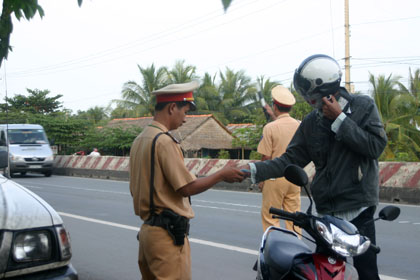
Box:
[1,0,419,113]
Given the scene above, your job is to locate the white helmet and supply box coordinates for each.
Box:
[293,54,342,109]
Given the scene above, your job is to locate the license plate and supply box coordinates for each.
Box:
[29,165,42,169]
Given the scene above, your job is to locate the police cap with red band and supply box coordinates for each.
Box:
[152,81,199,111]
[271,85,295,108]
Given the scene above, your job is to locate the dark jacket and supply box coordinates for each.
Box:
[254,92,387,214]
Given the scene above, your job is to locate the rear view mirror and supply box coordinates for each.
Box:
[284,164,308,187]
[378,206,400,221]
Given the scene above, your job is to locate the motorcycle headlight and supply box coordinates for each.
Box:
[56,226,72,261]
[315,220,371,257]
[13,230,52,262]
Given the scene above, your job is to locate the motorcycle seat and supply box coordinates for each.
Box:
[264,228,312,276]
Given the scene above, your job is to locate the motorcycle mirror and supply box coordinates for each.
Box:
[284,164,308,186]
[284,164,313,214]
[378,206,401,221]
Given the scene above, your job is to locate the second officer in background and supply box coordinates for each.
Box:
[257,85,301,233]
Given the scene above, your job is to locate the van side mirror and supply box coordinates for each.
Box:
[0,150,8,169]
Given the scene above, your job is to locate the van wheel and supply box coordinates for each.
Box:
[20,172,27,176]
[44,171,52,177]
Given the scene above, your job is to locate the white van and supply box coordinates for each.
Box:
[0,142,78,278]
[0,124,54,177]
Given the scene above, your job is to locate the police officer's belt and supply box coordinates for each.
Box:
[145,209,190,246]
[146,131,190,246]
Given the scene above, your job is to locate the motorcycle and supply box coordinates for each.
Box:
[256,164,401,280]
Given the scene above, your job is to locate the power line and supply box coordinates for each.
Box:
[351,15,420,26]
[8,0,289,77]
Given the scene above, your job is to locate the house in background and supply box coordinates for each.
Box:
[107,114,248,158]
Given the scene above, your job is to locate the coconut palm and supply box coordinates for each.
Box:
[256,75,279,104]
[397,68,420,127]
[112,64,167,117]
[369,73,420,161]
[218,68,256,123]
[85,106,108,124]
[195,73,218,110]
[166,60,198,84]
[289,81,312,121]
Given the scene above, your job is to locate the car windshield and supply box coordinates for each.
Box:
[8,129,48,144]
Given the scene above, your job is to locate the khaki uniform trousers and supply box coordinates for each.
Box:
[138,224,191,280]
[261,177,301,235]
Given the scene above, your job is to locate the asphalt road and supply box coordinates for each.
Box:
[13,174,420,280]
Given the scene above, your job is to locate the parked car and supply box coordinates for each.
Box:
[0,124,54,177]
[0,150,78,279]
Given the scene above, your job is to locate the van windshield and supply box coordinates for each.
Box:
[8,129,48,145]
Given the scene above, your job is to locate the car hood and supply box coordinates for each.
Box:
[0,175,63,230]
[9,144,52,157]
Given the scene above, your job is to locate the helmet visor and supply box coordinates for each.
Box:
[293,70,312,97]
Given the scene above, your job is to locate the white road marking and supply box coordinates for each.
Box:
[25,182,128,195]
[58,211,406,280]
[25,185,43,189]
[194,204,259,214]
[194,199,260,208]
[57,211,258,256]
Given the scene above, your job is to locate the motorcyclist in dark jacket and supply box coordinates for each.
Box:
[247,54,387,280]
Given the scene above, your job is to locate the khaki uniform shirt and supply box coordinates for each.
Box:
[257,113,300,158]
[129,121,196,221]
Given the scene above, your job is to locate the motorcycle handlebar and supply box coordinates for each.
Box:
[269,207,298,221]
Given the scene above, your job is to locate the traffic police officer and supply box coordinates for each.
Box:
[129,81,246,280]
[257,85,301,233]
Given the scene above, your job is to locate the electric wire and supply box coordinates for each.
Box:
[8,0,290,77]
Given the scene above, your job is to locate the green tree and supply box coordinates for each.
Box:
[166,60,197,84]
[0,0,45,67]
[217,149,230,159]
[0,111,92,154]
[369,73,420,161]
[231,122,263,159]
[253,76,281,122]
[218,67,256,123]
[76,106,109,125]
[194,72,229,121]
[256,75,279,105]
[289,82,312,121]
[222,0,234,10]
[1,88,63,114]
[112,64,167,117]
[397,68,420,127]
[82,126,142,156]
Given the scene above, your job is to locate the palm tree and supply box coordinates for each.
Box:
[166,60,198,84]
[397,68,420,127]
[369,73,401,122]
[195,73,218,110]
[112,64,167,117]
[218,67,256,123]
[256,75,279,104]
[289,81,312,121]
[86,106,108,124]
[369,73,420,161]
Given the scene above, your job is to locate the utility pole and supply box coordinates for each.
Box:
[344,0,351,92]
